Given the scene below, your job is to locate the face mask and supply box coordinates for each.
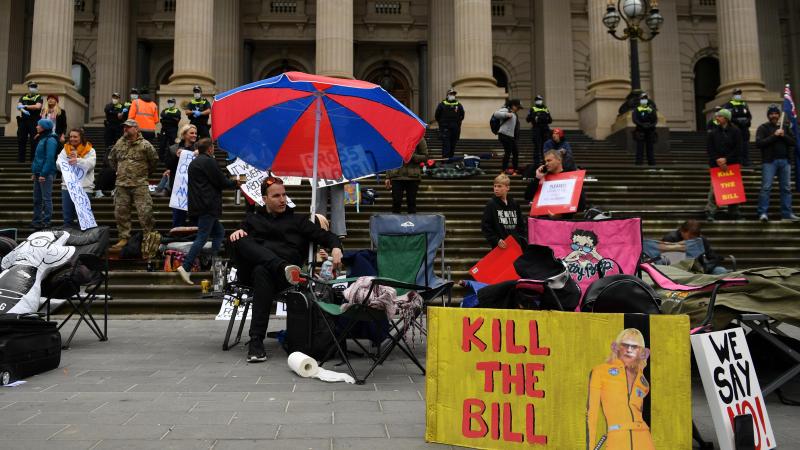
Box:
[29,87,38,94]
[446,95,455,101]
[640,99,648,105]
[111,98,119,104]
[733,95,742,101]
[194,93,201,99]
[167,102,176,108]
[130,94,138,101]
[535,100,543,106]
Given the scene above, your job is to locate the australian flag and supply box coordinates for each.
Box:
[783,85,800,191]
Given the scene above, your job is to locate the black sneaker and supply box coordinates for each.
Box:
[247,339,267,363]
[704,212,715,222]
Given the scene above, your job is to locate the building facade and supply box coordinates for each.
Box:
[2,0,799,139]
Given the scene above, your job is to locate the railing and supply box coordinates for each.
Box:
[375,2,402,15]
[271,1,298,14]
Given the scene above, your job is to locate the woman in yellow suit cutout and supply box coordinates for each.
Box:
[586,328,655,450]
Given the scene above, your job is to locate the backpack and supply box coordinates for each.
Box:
[282,287,336,361]
[581,274,661,314]
[141,231,162,260]
[489,114,504,135]
[119,231,143,259]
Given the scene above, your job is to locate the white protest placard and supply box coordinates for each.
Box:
[215,294,253,321]
[227,158,268,206]
[537,178,578,206]
[691,328,776,450]
[169,150,196,211]
[529,170,585,217]
[56,154,97,230]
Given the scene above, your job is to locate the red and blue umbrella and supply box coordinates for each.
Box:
[211,71,426,182]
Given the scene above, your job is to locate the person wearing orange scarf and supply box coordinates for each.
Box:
[57,128,96,227]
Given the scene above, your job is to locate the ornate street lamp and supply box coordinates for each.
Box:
[602,0,664,108]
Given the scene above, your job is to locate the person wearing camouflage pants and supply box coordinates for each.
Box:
[107,119,159,249]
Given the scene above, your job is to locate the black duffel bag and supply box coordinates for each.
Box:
[581,268,661,314]
[0,314,61,384]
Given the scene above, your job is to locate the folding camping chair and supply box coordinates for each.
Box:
[642,238,737,273]
[42,226,111,349]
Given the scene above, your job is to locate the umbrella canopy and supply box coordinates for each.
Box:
[212,71,426,181]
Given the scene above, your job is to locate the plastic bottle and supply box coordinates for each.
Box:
[320,257,334,280]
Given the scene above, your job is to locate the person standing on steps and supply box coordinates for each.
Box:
[17,81,43,163]
[30,119,59,229]
[632,92,658,166]
[185,85,212,139]
[723,88,753,168]
[526,94,552,168]
[704,109,743,222]
[494,99,522,176]
[158,98,181,162]
[385,137,429,214]
[755,104,800,222]
[127,89,159,143]
[104,92,125,152]
[434,88,464,159]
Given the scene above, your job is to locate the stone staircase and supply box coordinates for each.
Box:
[1,126,797,313]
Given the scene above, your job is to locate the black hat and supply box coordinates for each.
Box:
[167,98,176,103]
[639,92,649,99]
[130,88,139,94]
[508,98,522,108]
[27,81,38,87]
[112,92,120,98]
[733,88,742,95]
[767,104,781,115]
[535,95,544,101]
[446,87,456,95]
[513,245,566,280]
[193,85,202,93]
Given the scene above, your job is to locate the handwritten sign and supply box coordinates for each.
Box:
[57,154,97,230]
[215,294,253,321]
[530,170,585,216]
[691,328,775,450]
[426,308,691,449]
[169,150,196,211]
[710,164,747,206]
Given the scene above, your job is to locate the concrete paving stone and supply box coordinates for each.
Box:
[215,439,331,450]
[125,411,236,425]
[332,390,418,401]
[128,383,216,393]
[293,382,377,392]
[0,440,99,450]
[79,370,158,378]
[333,438,448,450]
[0,424,68,440]
[20,412,135,425]
[72,392,162,402]
[210,383,295,392]
[177,376,261,384]
[0,401,14,409]
[3,401,106,413]
[191,400,288,413]
[278,423,387,439]
[0,410,39,424]
[92,440,215,450]
[332,411,426,425]
[243,391,334,402]
[92,399,196,413]
[374,383,424,392]
[287,400,380,413]
[0,392,80,402]
[158,391,248,402]
[379,400,426,412]
[51,424,171,440]
[387,423,427,439]
[45,383,138,393]
[163,423,279,440]
[230,411,333,425]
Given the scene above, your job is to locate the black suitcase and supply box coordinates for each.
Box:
[0,314,61,384]
[282,289,335,361]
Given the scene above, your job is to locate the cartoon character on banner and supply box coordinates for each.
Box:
[563,229,615,283]
[587,328,654,450]
[0,231,76,314]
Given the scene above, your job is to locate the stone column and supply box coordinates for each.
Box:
[0,0,16,125]
[534,1,578,128]
[6,0,84,136]
[756,0,783,92]
[711,0,777,141]
[315,0,353,78]
[213,0,241,92]
[649,0,687,129]
[451,0,506,138]
[90,0,131,123]
[577,0,630,139]
[428,0,456,120]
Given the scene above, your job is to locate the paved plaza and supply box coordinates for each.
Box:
[0,317,798,449]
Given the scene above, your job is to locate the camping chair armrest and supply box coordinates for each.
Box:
[370,277,428,292]
[313,276,360,286]
[419,281,454,303]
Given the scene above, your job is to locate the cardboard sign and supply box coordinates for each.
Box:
[426,308,691,449]
[529,170,585,216]
[710,164,747,206]
[469,236,522,284]
[56,154,97,230]
[691,328,776,450]
[214,294,253,321]
[169,150,196,211]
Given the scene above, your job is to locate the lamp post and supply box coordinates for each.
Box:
[602,0,664,109]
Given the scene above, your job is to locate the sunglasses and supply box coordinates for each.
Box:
[571,243,594,253]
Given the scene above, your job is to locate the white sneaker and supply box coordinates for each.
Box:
[759,214,769,223]
[176,266,194,285]
[94,190,105,198]
[782,214,800,222]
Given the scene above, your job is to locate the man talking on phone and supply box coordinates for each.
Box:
[524,150,586,217]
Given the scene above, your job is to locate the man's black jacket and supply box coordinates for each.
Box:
[187,152,237,218]
[240,208,342,266]
[706,124,742,168]
[755,121,796,163]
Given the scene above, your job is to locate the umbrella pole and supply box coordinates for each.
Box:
[308,94,322,267]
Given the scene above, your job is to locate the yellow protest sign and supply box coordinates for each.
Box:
[426,308,691,449]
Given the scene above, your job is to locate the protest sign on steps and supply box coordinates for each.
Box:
[169,150,196,211]
[57,153,97,230]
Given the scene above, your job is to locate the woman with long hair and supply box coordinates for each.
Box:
[57,128,96,227]
[40,94,67,143]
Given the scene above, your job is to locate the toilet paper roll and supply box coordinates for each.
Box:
[288,352,319,378]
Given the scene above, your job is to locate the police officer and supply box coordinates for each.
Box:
[122,88,137,122]
[16,81,43,162]
[185,85,212,138]
[103,92,125,151]
[434,88,465,159]
[632,92,658,166]
[526,94,552,168]
[723,88,753,167]
[158,98,181,162]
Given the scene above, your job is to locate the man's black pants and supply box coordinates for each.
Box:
[635,129,656,166]
[391,179,420,214]
[439,125,460,159]
[499,134,519,172]
[17,119,37,162]
[232,237,290,340]
[104,124,122,152]
[158,127,177,163]
[532,127,549,167]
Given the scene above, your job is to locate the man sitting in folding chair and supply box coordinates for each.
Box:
[228,177,343,363]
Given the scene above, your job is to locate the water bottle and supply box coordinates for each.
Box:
[320,257,334,280]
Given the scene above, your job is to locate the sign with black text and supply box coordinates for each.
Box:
[529,170,585,217]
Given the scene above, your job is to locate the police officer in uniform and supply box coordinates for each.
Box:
[158,98,181,162]
[632,92,658,166]
[185,85,212,138]
[434,88,465,159]
[122,88,137,122]
[103,92,125,151]
[16,81,43,162]
[723,88,753,167]
[526,94,552,168]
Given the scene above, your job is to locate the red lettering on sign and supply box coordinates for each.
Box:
[502,403,524,443]
[529,320,551,356]
[506,320,526,354]
[525,363,545,398]
[476,361,500,393]
[501,363,526,395]
[526,403,548,444]
[462,398,488,438]
[462,399,548,444]
[490,402,501,440]
[462,317,486,352]
[492,319,502,352]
